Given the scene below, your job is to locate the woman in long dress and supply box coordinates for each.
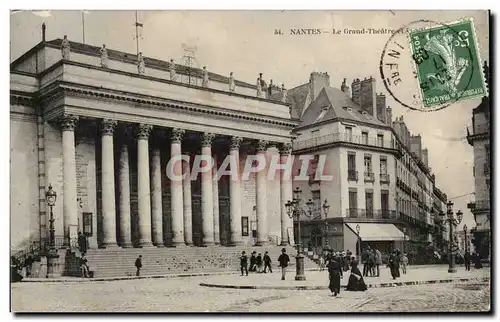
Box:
[346,259,367,291]
[327,254,343,296]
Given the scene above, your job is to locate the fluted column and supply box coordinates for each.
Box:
[280,143,294,246]
[256,140,269,246]
[183,153,193,245]
[101,119,118,247]
[137,123,154,247]
[60,114,79,247]
[171,128,185,246]
[118,142,132,247]
[212,154,220,245]
[229,136,243,245]
[151,145,164,247]
[201,132,215,246]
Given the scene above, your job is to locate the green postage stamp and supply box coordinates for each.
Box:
[409,18,487,109]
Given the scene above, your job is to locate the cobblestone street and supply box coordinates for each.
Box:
[11,275,491,312]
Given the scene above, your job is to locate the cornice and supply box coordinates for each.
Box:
[292,140,400,156]
[10,90,35,107]
[39,80,298,129]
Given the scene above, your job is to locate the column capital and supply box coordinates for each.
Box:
[137,123,153,140]
[201,132,215,147]
[101,119,118,136]
[59,114,79,131]
[256,140,268,153]
[279,142,293,155]
[171,128,185,144]
[230,136,243,150]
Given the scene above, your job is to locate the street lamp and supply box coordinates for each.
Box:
[322,199,331,251]
[463,224,468,254]
[402,227,407,254]
[285,187,320,281]
[443,201,463,273]
[356,224,361,263]
[45,184,60,278]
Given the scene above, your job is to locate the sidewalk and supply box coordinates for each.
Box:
[200,265,491,290]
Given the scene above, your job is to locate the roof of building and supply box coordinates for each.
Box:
[13,38,257,89]
[298,86,388,128]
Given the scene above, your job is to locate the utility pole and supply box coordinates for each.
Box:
[134,11,144,56]
[181,43,199,86]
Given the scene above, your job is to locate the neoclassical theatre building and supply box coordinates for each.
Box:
[10,32,298,252]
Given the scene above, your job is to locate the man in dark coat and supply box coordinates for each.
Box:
[240,251,248,276]
[277,248,290,280]
[388,250,400,279]
[11,256,23,283]
[78,231,88,255]
[24,255,34,278]
[256,253,263,273]
[327,254,343,296]
[249,251,257,272]
[263,251,272,273]
[361,247,370,277]
[367,249,375,277]
[135,255,142,277]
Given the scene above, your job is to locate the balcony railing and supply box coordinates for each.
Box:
[380,173,390,183]
[472,199,490,211]
[293,132,395,151]
[467,124,490,136]
[346,208,398,220]
[364,172,375,182]
[348,170,358,181]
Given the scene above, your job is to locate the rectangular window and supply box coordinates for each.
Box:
[380,158,387,174]
[349,190,358,209]
[365,192,374,217]
[381,190,389,211]
[242,217,249,236]
[362,131,368,145]
[348,153,356,170]
[377,134,384,147]
[364,156,372,173]
[346,126,353,142]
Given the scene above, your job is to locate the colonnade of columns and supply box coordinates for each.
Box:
[56,114,294,248]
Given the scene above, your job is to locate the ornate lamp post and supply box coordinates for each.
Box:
[322,199,330,251]
[463,224,468,254]
[356,224,361,263]
[45,184,60,278]
[442,201,463,273]
[285,187,322,281]
[402,227,407,254]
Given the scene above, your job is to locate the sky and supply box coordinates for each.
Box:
[10,9,490,230]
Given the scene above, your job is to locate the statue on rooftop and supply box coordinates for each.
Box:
[228,72,235,92]
[256,77,262,97]
[61,35,71,60]
[169,59,177,81]
[281,84,288,103]
[100,44,108,68]
[202,66,209,87]
[137,52,145,75]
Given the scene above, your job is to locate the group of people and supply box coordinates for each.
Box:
[324,250,368,297]
[463,251,484,271]
[240,248,291,280]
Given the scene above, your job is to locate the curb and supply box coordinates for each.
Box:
[199,277,490,290]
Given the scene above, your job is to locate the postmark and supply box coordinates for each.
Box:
[379,19,487,111]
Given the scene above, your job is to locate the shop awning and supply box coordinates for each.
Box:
[346,223,408,241]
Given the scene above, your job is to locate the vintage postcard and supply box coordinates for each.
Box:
[10,9,491,313]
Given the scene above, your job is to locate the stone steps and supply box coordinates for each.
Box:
[85,246,317,278]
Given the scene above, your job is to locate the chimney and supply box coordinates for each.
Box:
[422,148,429,166]
[341,78,351,97]
[386,106,392,125]
[359,77,376,116]
[410,135,422,159]
[42,23,46,43]
[309,72,330,101]
[351,78,361,105]
[376,93,386,122]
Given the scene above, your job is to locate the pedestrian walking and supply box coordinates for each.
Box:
[263,251,272,273]
[401,253,408,274]
[345,258,367,292]
[10,256,23,283]
[240,251,248,276]
[78,231,88,255]
[368,249,375,277]
[388,250,400,279]
[374,248,382,277]
[319,255,326,271]
[80,254,90,278]
[327,253,343,297]
[277,248,290,280]
[256,253,263,273]
[464,251,471,271]
[473,252,483,269]
[135,255,142,277]
[24,255,34,278]
[361,247,370,277]
[249,251,257,272]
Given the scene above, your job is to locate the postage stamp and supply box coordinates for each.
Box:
[408,18,487,109]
